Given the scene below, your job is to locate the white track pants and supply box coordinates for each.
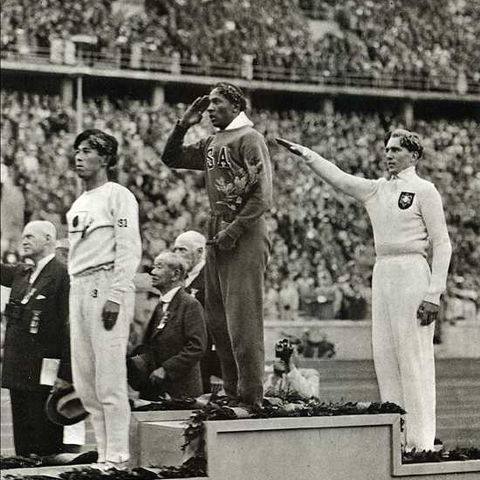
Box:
[70,270,133,462]
[372,254,435,451]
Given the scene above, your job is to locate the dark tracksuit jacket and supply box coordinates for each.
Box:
[162,118,272,405]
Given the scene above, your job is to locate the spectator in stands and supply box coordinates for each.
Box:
[2,0,477,88]
[278,277,300,321]
[315,268,341,319]
[264,280,280,319]
[0,163,25,253]
[0,90,478,319]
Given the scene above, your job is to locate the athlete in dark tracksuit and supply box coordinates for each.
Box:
[161,83,272,406]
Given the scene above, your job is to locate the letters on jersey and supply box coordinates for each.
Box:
[398,192,415,210]
[206,146,232,170]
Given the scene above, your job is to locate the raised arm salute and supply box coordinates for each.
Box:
[275,137,376,202]
[161,83,272,408]
[277,129,452,452]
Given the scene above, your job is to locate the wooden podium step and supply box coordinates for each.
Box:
[130,410,193,468]
[138,420,186,468]
[3,413,479,480]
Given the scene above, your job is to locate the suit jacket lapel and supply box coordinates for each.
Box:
[187,268,203,291]
[12,264,35,300]
[29,258,56,296]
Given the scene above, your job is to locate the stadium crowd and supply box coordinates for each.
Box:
[1,89,478,319]
[2,0,479,89]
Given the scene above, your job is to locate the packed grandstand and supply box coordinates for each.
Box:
[2,0,479,91]
[1,0,479,319]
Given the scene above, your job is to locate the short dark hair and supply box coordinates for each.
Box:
[211,82,247,111]
[74,129,118,168]
[384,129,423,159]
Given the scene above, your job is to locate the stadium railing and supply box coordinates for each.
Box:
[1,45,478,95]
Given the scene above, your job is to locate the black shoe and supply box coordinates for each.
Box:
[67,451,99,465]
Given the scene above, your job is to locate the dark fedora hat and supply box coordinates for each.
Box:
[127,344,156,391]
[46,385,89,426]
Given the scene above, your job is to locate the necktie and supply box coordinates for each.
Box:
[155,301,169,330]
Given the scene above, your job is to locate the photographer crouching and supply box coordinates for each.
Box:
[264,339,320,399]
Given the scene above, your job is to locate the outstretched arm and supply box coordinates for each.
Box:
[276,138,376,202]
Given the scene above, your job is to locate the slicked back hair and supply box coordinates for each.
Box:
[384,129,424,159]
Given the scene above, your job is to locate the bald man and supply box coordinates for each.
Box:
[173,231,222,392]
[1,221,72,457]
[173,231,206,305]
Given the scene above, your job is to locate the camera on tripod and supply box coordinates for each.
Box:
[275,338,294,364]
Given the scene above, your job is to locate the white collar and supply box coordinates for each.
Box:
[186,259,205,287]
[224,111,254,131]
[160,286,182,304]
[397,166,416,179]
[388,166,416,181]
[30,253,55,284]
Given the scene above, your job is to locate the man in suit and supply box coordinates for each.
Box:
[1,221,71,457]
[173,231,206,307]
[173,231,222,393]
[128,251,207,400]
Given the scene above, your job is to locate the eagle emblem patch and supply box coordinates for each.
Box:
[398,192,415,210]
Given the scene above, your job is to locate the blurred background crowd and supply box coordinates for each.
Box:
[2,0,479,88]
[1,89,478,322]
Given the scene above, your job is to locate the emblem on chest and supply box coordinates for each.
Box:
[398,191,415,210]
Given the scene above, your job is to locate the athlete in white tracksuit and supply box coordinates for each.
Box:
[277,129,451,451]
[67,129,141,465]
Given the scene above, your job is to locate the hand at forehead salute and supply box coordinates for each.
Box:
[179,95,210,129]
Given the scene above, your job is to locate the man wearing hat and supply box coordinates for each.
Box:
[1,221,72,457]
[161,83,272,408]
[128,251,207,399]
